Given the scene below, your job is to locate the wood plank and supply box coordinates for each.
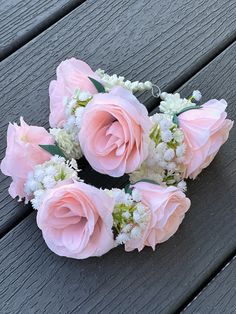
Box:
[1,0,236,235]
[184,256,236,313]
[0,0,85,61]
[0,41,235,314]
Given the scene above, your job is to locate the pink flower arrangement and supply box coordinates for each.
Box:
[0,58,233,259]
[79,86,152,177]
[179,99,234,179]
[1,117,54,200]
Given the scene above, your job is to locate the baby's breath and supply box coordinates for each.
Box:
[25,156,81,210]
[106,188,150,245]
[130,113,187,190]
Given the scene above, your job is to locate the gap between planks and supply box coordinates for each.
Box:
[179,250,236,313]
[0,0,87,62]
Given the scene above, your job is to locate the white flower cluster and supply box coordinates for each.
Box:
[106,188,150,245]
[24,156,80,209]
[50,128,82,160]
[52,88,92,159]
[64,88,90,134]
[96,69,153,93]
[129,113,187,190]
[159,90,201,115]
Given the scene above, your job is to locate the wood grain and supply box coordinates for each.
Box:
[184,256,236,314]
[0,0,85,60]
[0,41,235,314]
[1,0,236,235]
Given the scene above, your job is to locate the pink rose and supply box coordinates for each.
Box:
[37,181,115,259]
[125,182,190,252]
[0,117,54,200]
[49,58,101,128]
[179,99,234,179]
[79,87,152,177]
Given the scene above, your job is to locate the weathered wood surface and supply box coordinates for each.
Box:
[0,41,235,314]
[184,256,236,314]
[0,0,85,60]
[1,0,236,236]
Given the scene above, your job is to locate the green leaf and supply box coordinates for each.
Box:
[124,183,133,195]
[172,105,202,126]
[39,143,66,158]
[88,77,106,93]
[177,105,202,116]
[172,114,179,127]
[133,179,160,186]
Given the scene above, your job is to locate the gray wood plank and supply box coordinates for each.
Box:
[0,40,235,314]
[1,0,236,236]
[184,256,236,314]
[0,0,85,60]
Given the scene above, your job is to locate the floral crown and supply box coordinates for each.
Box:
[1,58,233,259]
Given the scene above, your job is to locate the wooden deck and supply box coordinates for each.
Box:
[0,0,235,313]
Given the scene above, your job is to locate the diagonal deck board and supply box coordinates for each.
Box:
[0,0,85,60]
[1,0,236,236]
[0,41,235,314]
[184,256,236,313]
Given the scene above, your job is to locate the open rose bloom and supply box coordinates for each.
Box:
[0,118,54,200]
[179,99,233,179]
[79,87,152,177]
[49,58,101,128]
[37,181,115,259]
[125,182,191,252]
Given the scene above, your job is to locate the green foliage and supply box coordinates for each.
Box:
[39,143,66,159]
[88,77,106,93]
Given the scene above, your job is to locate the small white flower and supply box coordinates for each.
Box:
[122,224,132,233]
[112,189,127,204]
[78,91,91,101]
[192,90,202,101]
[45,165,57,176]
[159,92,192,115]
[95,68,153,93]
[122,211,131,219]
[51,155,65,164]
[64,116,76,131]
[43,176,56,189]
[136,202,146,214]
[34,189,44,199]
[27,179,39,192]
[166,162,176,171]
[159,119,172,131]
[34,168,45,181]
[156,142,168,153]
[130,226,142,239]
[159,160,168,168]
[124,194,133,206]
[75,107,85,128]
[176,145,185,157]
[151,113,162,124]
[177,181,187,192]
[132,189,142,202]
[116,233,129,245]
[161,130,173,143]
[173,129,184,143]
[164,148,175,161]
[133,210,141,223]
